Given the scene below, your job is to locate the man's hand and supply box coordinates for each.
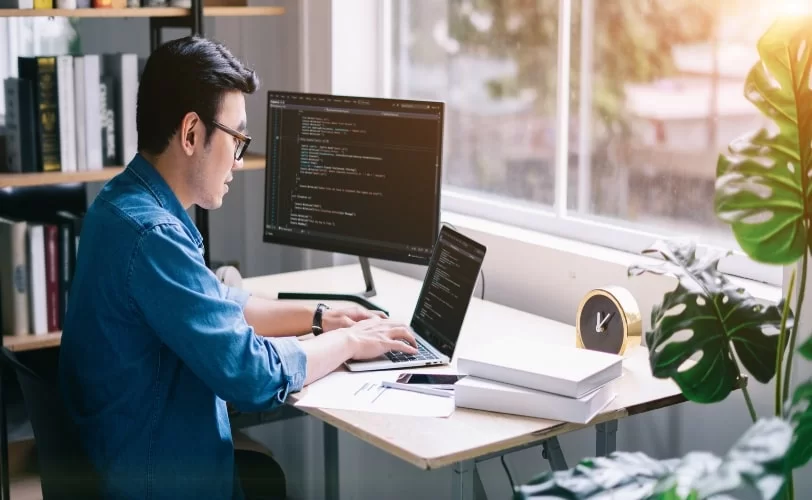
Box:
[321,306,388,333]
[299,316,418,386]
[334,317,418,360]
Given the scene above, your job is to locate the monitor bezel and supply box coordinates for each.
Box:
[261,90,445,266]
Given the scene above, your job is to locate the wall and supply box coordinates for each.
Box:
[75,2,812,499]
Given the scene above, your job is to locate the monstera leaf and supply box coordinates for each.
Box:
[514,418,792,500]
[787,336,812,469]
[628,239,789,403]
[714,17,812,265]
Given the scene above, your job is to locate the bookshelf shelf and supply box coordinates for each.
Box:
[3,332,62,352]
[0,167,125,188]
[0,6,284,18]
[0,154,265,188]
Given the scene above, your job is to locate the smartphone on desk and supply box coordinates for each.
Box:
[395,373,464,390]
[382,373,464,398]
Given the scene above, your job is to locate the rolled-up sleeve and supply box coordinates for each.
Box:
[127,222,307,412]
[220,283,251,309]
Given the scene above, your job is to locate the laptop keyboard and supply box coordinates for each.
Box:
[385,342,439,363]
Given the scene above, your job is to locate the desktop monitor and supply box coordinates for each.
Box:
[262,91,445,310]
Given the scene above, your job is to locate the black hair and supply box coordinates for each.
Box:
[136,35,259,155]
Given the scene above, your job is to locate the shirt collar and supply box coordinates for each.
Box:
[126,153,204,248]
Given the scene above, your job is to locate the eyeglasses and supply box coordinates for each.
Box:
[211,120,251,161]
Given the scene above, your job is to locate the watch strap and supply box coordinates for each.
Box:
[312,303,330,335]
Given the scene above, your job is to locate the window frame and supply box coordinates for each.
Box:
[375,0,782,287]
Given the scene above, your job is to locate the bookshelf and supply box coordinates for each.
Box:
[0,153,265,188]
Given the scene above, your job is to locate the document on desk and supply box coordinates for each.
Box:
[294,372,455,418]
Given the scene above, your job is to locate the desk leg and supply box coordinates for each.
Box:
[541,438,568,471]
[596,420,618,457]
[452,460,487,500]
[324,423,339,500]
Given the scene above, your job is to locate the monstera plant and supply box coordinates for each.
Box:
[515,15,812,500]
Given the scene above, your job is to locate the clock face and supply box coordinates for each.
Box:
[578,293,625,354]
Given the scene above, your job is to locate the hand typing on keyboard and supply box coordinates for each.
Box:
[343,318,418,360]
[385,342,436,363]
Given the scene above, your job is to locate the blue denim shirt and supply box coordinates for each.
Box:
[58,154,307,499]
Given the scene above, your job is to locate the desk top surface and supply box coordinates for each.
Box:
[243,264,685,470]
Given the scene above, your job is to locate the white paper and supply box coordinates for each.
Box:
[294,371,455,418]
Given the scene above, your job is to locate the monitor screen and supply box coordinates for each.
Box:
[262,91,445,264]
[411,226,486,358]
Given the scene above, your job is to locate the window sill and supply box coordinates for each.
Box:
[439,210,783,307]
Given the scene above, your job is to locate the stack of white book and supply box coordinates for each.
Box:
[454,342,624,424]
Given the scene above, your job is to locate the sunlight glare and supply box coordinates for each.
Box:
[776,0,811,16]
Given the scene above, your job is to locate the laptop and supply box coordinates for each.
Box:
[345,225,487,372]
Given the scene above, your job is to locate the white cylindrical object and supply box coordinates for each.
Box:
[216,266,243,288]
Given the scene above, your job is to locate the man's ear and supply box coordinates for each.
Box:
[179,111,200,156]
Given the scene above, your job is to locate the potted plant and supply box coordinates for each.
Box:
[514,16,812,500]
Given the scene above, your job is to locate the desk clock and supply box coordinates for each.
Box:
[576,286,642,355]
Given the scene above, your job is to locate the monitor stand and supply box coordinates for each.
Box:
[277,257,389,315]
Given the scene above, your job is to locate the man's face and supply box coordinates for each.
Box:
[192,90,247,210]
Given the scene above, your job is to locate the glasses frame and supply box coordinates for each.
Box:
[211,120,251,161]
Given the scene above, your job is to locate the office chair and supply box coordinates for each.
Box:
[0,347,99,499]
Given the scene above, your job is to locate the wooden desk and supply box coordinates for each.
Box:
[243,264,686,500]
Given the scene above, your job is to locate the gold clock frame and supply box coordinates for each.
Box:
[575,285,643,355]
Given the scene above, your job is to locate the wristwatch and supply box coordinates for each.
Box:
[312,303,330,336]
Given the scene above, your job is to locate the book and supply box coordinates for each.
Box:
[454,376,616,424]
[53,211,82,325]
[0,217,29,336]
[99,75,117,166]
[0,0,34,7]
[56,55,77,173]
[101,53,138,165]
[26,224,47,335]
[43,224,59,333]
[18,56,61,172]
[457,341,623,399]
[3,77,38,173]
[75,54,103,171]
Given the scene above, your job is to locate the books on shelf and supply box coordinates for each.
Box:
[0,211,84,337]
[454,341,623,423]
[0,0,173,8]
[3,51,138,174]
[0,0,34,8]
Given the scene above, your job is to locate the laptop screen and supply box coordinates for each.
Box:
[410,226,487,358]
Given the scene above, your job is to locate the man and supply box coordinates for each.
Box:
[58,35,418,500]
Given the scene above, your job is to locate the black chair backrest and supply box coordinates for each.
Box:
[0,347,99,499]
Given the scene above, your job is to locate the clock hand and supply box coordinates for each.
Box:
[596,312,613,332]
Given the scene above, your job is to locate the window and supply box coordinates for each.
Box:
[388,0,797,286]
[0,17,78,117]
